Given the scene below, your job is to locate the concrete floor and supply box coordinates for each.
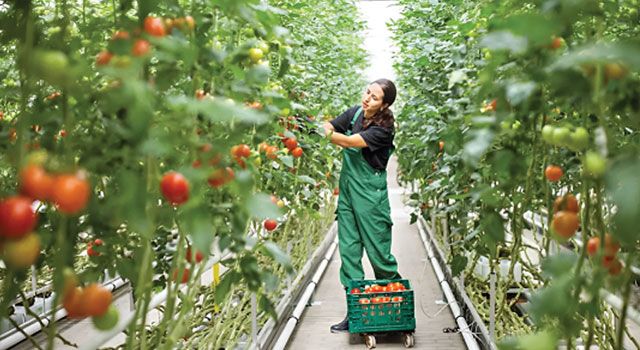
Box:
[286,157,466,349]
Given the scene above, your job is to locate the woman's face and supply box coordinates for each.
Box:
[361,83,385,116]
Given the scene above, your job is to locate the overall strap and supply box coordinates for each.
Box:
[347,107,363,135]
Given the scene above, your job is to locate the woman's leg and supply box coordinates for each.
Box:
[336,184,365,288]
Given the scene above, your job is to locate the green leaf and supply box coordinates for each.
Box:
[246,193,281,220]
[541,252,578,279]
[463,128,494,167]
[281,155,294,168]
[480,31,527,54]
[450,255,468,277]
[261,241,293,272]
[297,175,316,186]
[448,69,468,88]
[550,42,640,72]
[505,81,537,105]
[606,157,640,247]
[166,96,268,124]
[179,207,214,257]
[215,270,240,303]
[259,293,278,320]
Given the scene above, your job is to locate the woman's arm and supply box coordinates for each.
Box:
[322,121,367,148]
[328,131,368,148]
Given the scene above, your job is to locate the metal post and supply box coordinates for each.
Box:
[489,272,496,342]
[430,210,437,235]
[30,266,37,295]
[251,292,259,349]
[442,215,449,248]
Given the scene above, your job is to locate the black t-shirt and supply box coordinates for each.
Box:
[330,105,394,171]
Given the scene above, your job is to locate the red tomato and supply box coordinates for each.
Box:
[96,51,113,66]
[184,16,195,31]
[265,146,278,160]
[20,164,54,201]
[87,239,103,257]
[82,284,112,317]
[545,165,563,182]
[64,287,88,319]
[132,39,151,57]
[160,172,189,205]
[186,246,204,263]
[549,36,564,50]
[208,167,235,188]
[553,194,579,213]
[370,285,383,293]
[359,298,370,304]
[392,296,404,303]
[144,17,166,37]
[350,288,361,294]
[382,296,391,303]
[552,211,579,239]
[438,141,444,151]
[51,174,91,214]
[111,30,130,41]
[264,219,278,231]
[608,259,623,276]
[172,267,190,284]
[291,147,303,158]
[195,89,206,100]
[284,138,298,151]
[232,144,251,158]
[371,297,383,304]
[0,196,37,239]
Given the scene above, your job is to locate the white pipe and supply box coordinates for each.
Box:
[0,277,126,349]
[417,217,482,350]
[271,237,338,350]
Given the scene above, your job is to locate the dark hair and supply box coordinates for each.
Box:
[363,79,396,129]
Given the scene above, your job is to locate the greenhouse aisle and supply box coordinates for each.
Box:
[286,157,466,349]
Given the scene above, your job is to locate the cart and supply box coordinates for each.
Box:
[346,279,416,349]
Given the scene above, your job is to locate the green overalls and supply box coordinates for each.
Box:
[337,107,400,288]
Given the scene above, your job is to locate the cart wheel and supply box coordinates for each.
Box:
[403,333,415,348]
[364,334,376,349]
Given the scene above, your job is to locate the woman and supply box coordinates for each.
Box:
[323,78,401,333]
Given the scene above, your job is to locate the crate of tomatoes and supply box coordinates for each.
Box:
[346,279,416,334]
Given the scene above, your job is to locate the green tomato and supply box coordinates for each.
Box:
[551,127,571,146]
[541,125,555,144]
[92,305,119,330]
[569,127,589,150]
[500,121,511,131]
[257,41,270,54]
[33,50,69,86]
[248,48,264,63]
[583,151,606,178]
[511,120,521,130]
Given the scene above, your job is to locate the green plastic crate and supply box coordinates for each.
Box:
[346,279,416,334]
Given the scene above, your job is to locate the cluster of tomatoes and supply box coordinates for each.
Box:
[0,157,91,269]
[350,282,408,305]
[541,124,589,152]
[550,193,580,240]
[95,16,191,67]
[586,233,622,275]
[62,269,118,330]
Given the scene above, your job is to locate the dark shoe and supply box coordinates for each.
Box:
[330,316,349,333]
